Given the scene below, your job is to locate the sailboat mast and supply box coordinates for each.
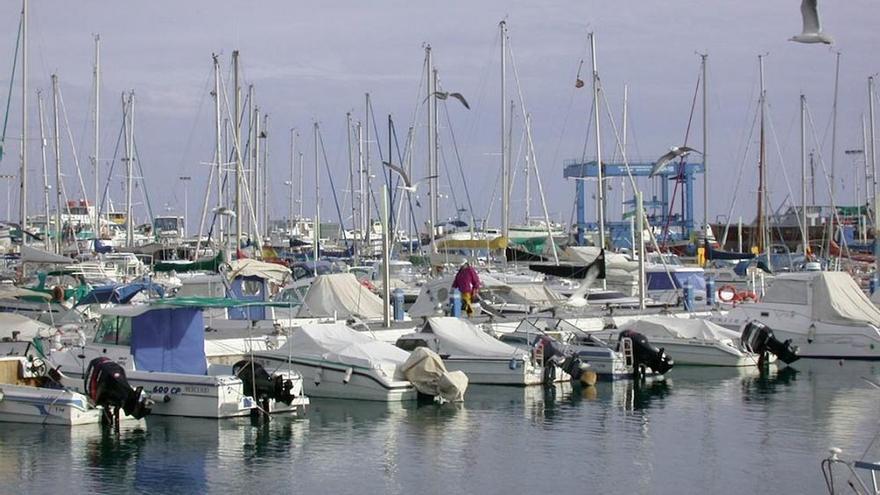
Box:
[93,34,100,235]
[357,121,365,236]
[869,76,877,217]
[801,94,808,258]
[262,114,269,235]
[313,121,320,272]
[298,152,304,218]
[425,45,437,253]
[346,113,357,262]
[233,50,242,254]
[500,20,509,238]
[125,92,135,247]
[701,53,709,232]
[20,0,27,245]
[524,113,531,223]
[365,93,372,247]
[36,90,50,251]
[589,32,606,250]
[756,54,766,254]
[830,51,840,205]
[213,54,223,244]
[51,75,61,254]
[290,127,297,232]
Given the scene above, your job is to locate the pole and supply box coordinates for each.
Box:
[298,152,304,218]
[381,184,391,328]
[233,50,242,255]
[213,54,224,245]
[125,92,135,247]
[637,190,646,310]
[290,127,296,233]
[20,0,28,244]
[93,34,100,235]
[589,32,606,251]
[500,20,509,238]
[830,51,840,205]
[870,76,877,220]
[36,90,50,251]
[51,75,61,254]
[179,176,191,237]
[346,113,357,263]
[701,53,709,232]
[365,93,372,248]
[313,122,320,275]
[801,94,808,258]
[757,54,766,254]
[426,45,437,253]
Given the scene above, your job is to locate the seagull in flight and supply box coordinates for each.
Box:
[790,0,833,45]
[425,91,471,110]
[383,161,438,192]
[649,146,701,177]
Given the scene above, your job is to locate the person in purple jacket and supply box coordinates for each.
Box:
[452,260,481,317]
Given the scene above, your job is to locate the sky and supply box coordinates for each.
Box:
[0,0,878,236]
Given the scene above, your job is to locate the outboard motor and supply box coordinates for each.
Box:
[233,359,297,407]
[534,335,568,384]
[84,357,152,428]
[741,321,799,364]
[618,330,674,376]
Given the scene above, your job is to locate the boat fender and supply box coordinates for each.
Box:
[717,285,737,303]
[343,367,353,384]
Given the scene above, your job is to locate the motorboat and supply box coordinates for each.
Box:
[0,355,150,426]
[616,316,774,367]
[0,356,102,425]
[395,317,547,386]
[46,303,308,418]
[711,271,880,359]
[495,317,673,378]
[250,322,466,402]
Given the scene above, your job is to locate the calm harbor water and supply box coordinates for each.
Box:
[2,360,879,494]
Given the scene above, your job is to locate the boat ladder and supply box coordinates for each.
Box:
[621,337,635,370]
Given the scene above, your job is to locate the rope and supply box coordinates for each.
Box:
[661,69,701,247]
[317,125,347,244]
[0,16,22,163]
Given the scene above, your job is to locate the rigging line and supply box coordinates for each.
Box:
[437,137,461,213]
[132,138,155,233]
[805,102,849,254]
[391,122,420,247]
[367,97,392,201]
[599,84,680,295]
[0,15,22,163]
[548,58,583,187]
[440,98,476,226]
[721,105,759,247]
[99,104,128,217]
[764,99,801,243]
[172,64,213,182]
[661,69,701,245]
[317,124,348,244]
[57,84,89,202]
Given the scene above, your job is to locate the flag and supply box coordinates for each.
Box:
[575,78,585,88]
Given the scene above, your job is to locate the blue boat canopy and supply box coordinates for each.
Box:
[76,281,166,307]
[130,307,207,375]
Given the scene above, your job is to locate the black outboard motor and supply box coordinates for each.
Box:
[535,335,568,384]
[233,360,297,406]
[618,330,674,376]
[84,357,152,428]
[741,321,799,364]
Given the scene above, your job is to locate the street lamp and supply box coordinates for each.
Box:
[179,176,191,237]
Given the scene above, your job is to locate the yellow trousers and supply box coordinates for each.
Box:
[461,292,474,317]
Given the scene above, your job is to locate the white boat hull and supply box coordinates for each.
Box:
[442,356,545,386]
[0,385,102,426]
[253,353,416,402]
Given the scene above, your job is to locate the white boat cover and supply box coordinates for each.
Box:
[20,245,75,264]
[226,259,291,285]
[400,347,468,402]
[621,316,741,344]
[763,272,880,327]
[297,273,388,320]
[0,312,55,339]
[282,323,409,379]
[423,317,527,358]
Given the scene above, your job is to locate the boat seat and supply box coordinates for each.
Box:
[0,359,42,387]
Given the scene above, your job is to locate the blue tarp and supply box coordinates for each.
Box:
[130,307,207,375]
[226,276,266,321]
[76,281,166,306]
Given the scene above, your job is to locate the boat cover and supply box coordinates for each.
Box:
[400,347,468,402]
[20,245,75,264]
[131,307,207,375]
[75,281,166,307]
[763,272,880,327]
[0,312,55,339]
[226,258,291,285]
[422,317,527,358]
[282,323,409,379]
[620,316,741,344]
[297,273,388,320]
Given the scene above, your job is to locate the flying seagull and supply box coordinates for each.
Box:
[790,0,833,45]
[424,91,470,110]
[383,161,438,192]
[649,146,700,177]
